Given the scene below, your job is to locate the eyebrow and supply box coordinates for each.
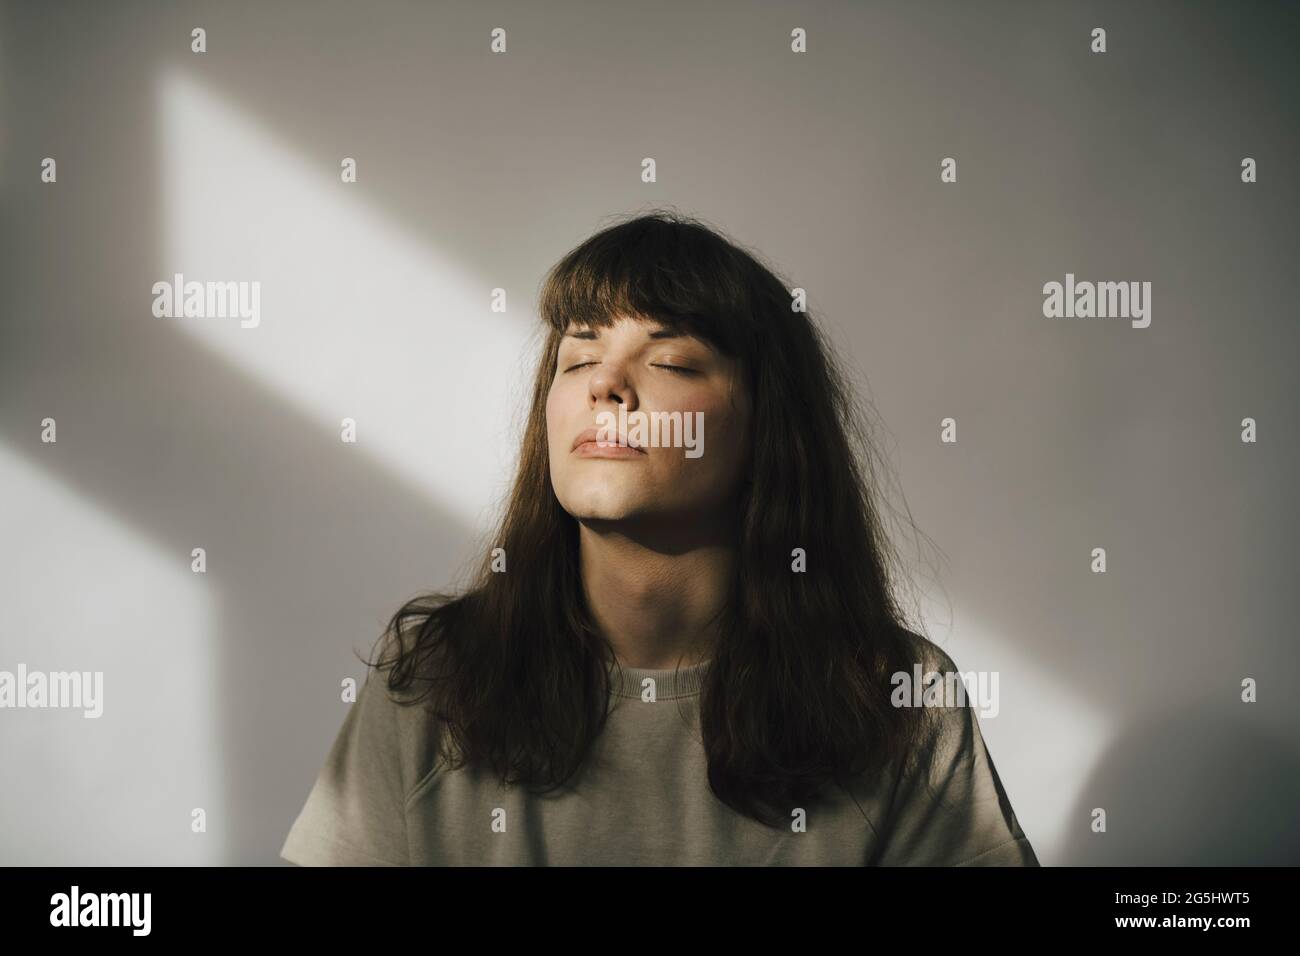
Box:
[561,327,685,341]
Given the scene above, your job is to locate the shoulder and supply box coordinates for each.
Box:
[279,663,446,866]
[890,628,981,773]
[356,658,447,802]
[870,629,1038,865]
[894,626,961,676]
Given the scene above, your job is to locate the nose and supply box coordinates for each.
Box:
[588,361,638,412]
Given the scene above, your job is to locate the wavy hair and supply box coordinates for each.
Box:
[366,208,940,828]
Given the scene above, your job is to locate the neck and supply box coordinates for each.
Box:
[577,516,733,670]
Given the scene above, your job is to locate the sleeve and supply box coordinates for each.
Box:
[280,671,413,866]
[869,668,1040,867]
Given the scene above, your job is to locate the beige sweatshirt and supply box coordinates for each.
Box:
[281,645,1039,866]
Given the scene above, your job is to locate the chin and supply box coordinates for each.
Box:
[568,502,648,524]
[558,487,653,523]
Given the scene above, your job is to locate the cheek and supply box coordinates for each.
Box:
[544,377,568,429]
[695,394,748,453]
[544,381,568,461]
[663,395,748,493]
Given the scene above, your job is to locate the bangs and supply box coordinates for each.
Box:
[538,211,758,359]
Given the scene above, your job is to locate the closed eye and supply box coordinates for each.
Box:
[562,361,697,375]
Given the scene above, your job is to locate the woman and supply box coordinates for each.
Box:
[281,210,1039,866]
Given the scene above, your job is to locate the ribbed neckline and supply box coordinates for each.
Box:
[608,658,711,699]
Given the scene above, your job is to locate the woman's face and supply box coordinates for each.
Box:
[545,314,751,530]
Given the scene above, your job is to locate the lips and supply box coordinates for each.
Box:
[570,426,646,455]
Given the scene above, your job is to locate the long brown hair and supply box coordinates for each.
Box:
[366,208,940,827]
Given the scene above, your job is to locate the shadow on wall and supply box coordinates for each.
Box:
[0,3,491,864]
[1061,701,1300,865]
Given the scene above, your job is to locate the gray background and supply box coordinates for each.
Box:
[1,0,1296,865]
